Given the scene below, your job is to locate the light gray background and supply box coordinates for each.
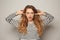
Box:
[0,0,60,40]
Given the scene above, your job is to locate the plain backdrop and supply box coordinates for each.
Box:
[0,0,60,40]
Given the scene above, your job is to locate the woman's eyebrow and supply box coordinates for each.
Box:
[26,12,34,13]
[31,12,34,13]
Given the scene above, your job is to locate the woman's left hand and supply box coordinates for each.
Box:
[37,11,45,16]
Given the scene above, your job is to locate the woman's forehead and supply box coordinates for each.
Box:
[26,8,34,12]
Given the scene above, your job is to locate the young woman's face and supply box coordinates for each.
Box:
[26,8,34,21]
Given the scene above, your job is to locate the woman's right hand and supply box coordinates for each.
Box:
[16,10,24,15]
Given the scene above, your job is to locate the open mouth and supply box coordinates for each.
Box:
[29,17,32,19]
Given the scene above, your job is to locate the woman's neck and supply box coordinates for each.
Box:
[28,20,33,23]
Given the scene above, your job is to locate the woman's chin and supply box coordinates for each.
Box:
[28,19,33,22]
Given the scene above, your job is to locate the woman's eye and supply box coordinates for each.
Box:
[31,12,34,14]
[26,12,34,14]
[26,12,29,14]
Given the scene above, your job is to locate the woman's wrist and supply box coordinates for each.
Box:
[35,13,39,15]
[35,12,46,16]
[42,12,46,15]
[16,11,22,15]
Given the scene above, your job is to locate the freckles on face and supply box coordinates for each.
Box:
[25,8,34,21]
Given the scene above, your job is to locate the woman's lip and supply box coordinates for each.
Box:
[29,17,31,18]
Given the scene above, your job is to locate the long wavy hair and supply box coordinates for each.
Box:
[17,5,44,37]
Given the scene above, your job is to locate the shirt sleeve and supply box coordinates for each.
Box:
[40,12,54,26]
[5,11,22,27]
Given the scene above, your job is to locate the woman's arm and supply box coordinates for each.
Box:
[36,9,54,26]
[5,11,22,27]
[41,12,54,26]
[40,12,54,32]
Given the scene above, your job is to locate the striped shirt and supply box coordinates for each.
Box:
[5,11,54,40]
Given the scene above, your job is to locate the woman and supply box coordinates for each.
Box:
[5,5,54,40]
